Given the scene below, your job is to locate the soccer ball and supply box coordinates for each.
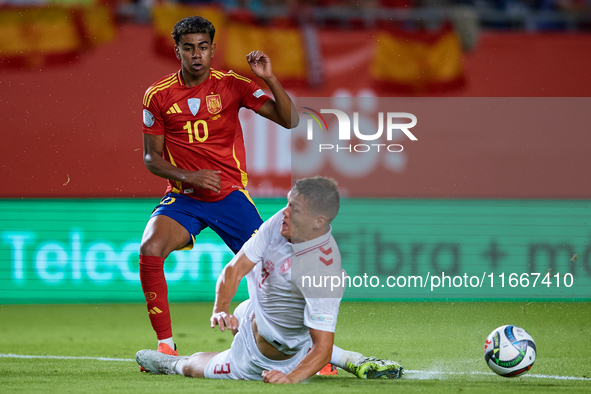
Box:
[483,325,536,377]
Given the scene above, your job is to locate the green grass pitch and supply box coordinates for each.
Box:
[1,302,590,393]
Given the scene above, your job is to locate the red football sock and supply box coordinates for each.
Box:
[139,255,172,340]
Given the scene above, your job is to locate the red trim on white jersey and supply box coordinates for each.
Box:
[294,238,330,257]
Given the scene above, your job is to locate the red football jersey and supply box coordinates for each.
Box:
[142,69,271,202]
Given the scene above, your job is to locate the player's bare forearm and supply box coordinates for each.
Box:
[143,133,191,181]
[213,264,242,314]
[143,133,221,193]
[261,75,299,129]
[247,50,298,129]
[144,149,192,182]
[211,251,256,331]
[281,329,334,383]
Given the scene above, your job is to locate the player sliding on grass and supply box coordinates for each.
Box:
[136,177,403,382]
[138,16,298,359]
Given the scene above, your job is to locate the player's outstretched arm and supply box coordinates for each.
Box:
[262,328,334,384]
[246,50,299,129]
[143,133,221,193]
[210,250,256,332]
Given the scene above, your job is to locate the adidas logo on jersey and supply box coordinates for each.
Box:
[166,103,182,114]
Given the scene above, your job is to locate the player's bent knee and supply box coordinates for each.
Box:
[139,238,170,258]
[141,215,190,256]
[182,360,205,378]
[182,367,201,378]
[182,352,218,378]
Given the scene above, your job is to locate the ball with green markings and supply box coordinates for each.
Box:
[484,325,536,377]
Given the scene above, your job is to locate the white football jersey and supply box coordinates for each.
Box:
[242,210,344,355]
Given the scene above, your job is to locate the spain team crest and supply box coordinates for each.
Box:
[206,94,222,114]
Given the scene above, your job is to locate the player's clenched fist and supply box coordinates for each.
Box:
[246,50,274,81]
[262,369,293,384]
[185,169,221,193]
[210,311,238,332]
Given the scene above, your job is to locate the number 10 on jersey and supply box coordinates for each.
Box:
[184,120,209,143]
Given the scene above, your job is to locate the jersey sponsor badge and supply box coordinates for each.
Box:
[143,109,155,127]
[188,98,201,116]
[253,89,265,98]
[310,314,334,324]
[206,94,222,114]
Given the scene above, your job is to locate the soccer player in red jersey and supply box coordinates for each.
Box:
[139,16,298,357]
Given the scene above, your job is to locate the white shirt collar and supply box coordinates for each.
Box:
[289,225,332,255]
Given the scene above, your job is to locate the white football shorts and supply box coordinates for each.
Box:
[203,300,311,380]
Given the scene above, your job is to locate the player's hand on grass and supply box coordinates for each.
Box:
[186,169,221,193]
[262,369,292,384]
[210,311,238,332]
[247,51,274,81]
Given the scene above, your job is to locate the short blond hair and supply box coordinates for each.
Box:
[292,176,340,222]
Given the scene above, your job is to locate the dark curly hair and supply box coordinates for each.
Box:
[171,16,215,46]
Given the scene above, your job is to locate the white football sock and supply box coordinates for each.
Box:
[331,345,364,368]
[174,358,187,375]
[158,337,175,349]
[330,345,343,365]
